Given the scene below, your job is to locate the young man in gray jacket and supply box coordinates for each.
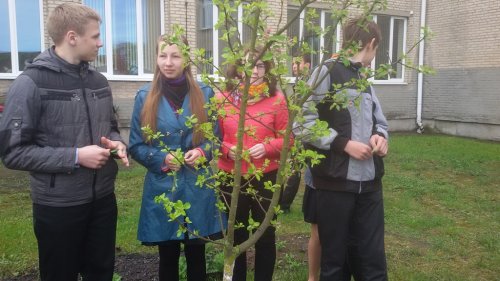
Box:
[294,17,389,281]
[0,3,128,281]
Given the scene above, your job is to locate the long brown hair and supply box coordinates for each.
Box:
[141,35,207,146]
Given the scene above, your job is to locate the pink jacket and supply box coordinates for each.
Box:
[217,91,290,174]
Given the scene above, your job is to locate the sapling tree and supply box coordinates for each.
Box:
[147,0,433,279]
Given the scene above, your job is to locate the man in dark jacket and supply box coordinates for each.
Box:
[294,17,389,281]
[0,3,128,281]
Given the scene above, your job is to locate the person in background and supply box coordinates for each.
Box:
[0,3,128,281]
[217,48,290,281]
[295,16,389,280]
[280,54,311,213]
[128,35,223,281]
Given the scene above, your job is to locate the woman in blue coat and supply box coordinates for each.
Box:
[129,35,224,281]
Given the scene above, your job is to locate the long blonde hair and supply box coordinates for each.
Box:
[141,35,207,146]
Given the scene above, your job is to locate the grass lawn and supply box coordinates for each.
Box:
[0,133,499,280]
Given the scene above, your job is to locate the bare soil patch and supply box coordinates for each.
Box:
[1,234,309,281]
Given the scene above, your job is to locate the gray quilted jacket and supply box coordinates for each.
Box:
[0,47,123,207]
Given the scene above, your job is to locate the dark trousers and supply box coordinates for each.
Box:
[33,193,117,281]
[158,242,206,281]
[279,171,301,210]
[316,189,387,281]
[221,171,278,281]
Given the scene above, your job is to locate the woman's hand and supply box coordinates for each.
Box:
[248,143,266,159]
[184,149,203,166]
[164,153,181,171]
[228,146,237,161]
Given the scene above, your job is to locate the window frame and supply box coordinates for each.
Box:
[197,3,340,80]
[371,14,408,85]
[85,0,165,81]
[0,0,44,79]
[298,8,341,64]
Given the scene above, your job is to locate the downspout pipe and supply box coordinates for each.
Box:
[416,0,427,133]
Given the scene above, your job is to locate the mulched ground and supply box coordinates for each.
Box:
[1,234,309,281]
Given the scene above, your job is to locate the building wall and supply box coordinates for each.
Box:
[2,0,499,141]
[373,0,423,132]
[423,0,500,140]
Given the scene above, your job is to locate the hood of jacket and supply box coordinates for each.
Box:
[26,46,90,77]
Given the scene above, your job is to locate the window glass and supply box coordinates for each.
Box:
[374,15,406,81]
[375,15,391,80]
[85,0,161,76]
[0,0,42,75]
[241,4,252,46]
[197,0,214,74]
[287,7,300,75]
[304,8,320,67]
[112,0,137,75]
[0,0,11,73]
[86,0,107,72]
[16,0,41,71]
[142,0,161,74]
[218,7,238,68]
[324,12,338,56]
[392,18,405,79]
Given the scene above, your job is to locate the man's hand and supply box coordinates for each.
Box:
[248,143,266,159]
[370,134,388,157]
[344,140,373,160]
[101,137,129,167]
[78,145,111,169]
[184,149,202,166]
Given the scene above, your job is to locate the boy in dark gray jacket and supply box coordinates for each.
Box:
[294,17,389,281]
[0,3,128,281]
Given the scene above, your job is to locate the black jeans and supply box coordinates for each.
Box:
[221,170,278,281]
[33,193,117,281]
[159,242,206,281]
[316,189,387,281]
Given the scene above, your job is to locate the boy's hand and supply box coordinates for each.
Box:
[370,134,388,157]
[78,145,111,169]
[344,140,372,160]
[101,137,129,167]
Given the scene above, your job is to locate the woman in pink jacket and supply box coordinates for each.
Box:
[217,51,289,281]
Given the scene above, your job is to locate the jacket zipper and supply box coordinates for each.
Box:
[357,70,366,194]
[80,70,97,201]
[50,174,56,188]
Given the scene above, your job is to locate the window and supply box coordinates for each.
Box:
[196,0,215,74]
[373,14,407,82]
[197,1,252,75]
[287,7,341,72]
[84,0,163,79]
[198,2,338,76]
[0,0,43,76]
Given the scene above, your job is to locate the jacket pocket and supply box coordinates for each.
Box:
[306,144,349,180]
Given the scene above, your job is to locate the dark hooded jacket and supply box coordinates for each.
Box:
[0,47,123,207]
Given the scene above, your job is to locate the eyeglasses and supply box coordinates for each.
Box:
[254,63,266,70]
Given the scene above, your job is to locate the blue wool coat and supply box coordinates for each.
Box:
[129,82,224,243]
